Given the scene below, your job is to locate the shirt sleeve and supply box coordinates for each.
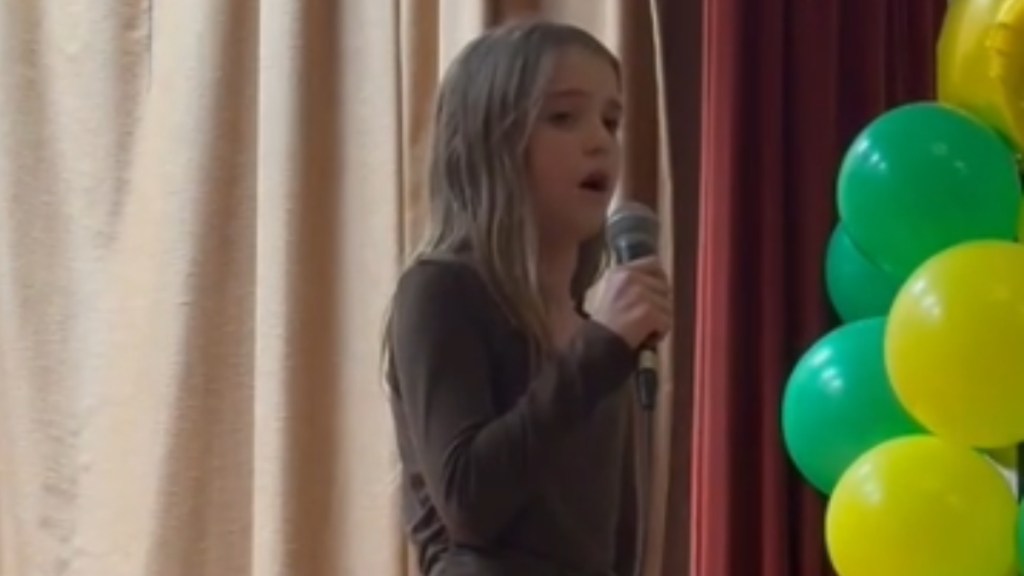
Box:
[390,260,637,546]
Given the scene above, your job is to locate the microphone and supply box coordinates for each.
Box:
[605,201,660,412]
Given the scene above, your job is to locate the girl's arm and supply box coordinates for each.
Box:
[391,260,637,546]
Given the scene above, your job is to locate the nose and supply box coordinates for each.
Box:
[585,119,615,156]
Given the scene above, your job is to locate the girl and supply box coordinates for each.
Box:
[384,19,672,576]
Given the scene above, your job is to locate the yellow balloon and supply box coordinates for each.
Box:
[827,436,1017,576]
[886,240,1024,447]
[938,0,1024,156]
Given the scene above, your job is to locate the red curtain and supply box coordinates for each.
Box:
[690,1,945,575]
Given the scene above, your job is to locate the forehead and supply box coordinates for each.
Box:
[543,46,620,96]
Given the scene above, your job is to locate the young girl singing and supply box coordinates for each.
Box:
[384,19,672,576]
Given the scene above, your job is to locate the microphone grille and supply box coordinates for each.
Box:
[606,201,659,263]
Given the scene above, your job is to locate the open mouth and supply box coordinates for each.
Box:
[579,170,611,194]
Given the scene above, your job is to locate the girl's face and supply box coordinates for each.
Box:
[526,46,622,247]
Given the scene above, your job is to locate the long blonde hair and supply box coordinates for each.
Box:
[389,20,621,366]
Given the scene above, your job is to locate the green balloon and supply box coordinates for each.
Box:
[838,102,1020,281]
[782,317,925,494]
[825,224,902,322]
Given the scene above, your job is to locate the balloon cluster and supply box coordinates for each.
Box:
[782,2,1024,575]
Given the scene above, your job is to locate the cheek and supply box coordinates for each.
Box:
[527,137,574,194]
[528,159,576,225]
[529,155,561,189]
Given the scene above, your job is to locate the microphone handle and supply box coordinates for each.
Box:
[636,347,657,411]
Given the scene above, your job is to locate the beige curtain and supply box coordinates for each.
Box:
[0,1,674,575]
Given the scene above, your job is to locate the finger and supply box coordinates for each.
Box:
[635,293,671,322]
[630,273,671,299]
[642,310,672,342]
[647,306,672,332]
[649,294,673,318]
[647,295,673,326]
[623,283,671,319]
[623,256,663,274]
[631,263,670,288]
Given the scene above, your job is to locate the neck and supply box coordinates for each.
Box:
[537,242,578,314]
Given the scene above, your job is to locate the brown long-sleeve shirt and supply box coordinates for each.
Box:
[387,256,640,576]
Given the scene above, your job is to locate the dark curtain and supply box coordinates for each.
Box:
[650,0,702,574]
[657,1,946,574]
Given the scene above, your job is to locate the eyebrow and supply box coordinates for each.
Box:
[546,88,623,111]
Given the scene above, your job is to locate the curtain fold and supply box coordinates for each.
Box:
[647,0,703,573]
[0,2,673,575]
[691,1,944,574]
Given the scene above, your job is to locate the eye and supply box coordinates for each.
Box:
[547,110,577,127]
